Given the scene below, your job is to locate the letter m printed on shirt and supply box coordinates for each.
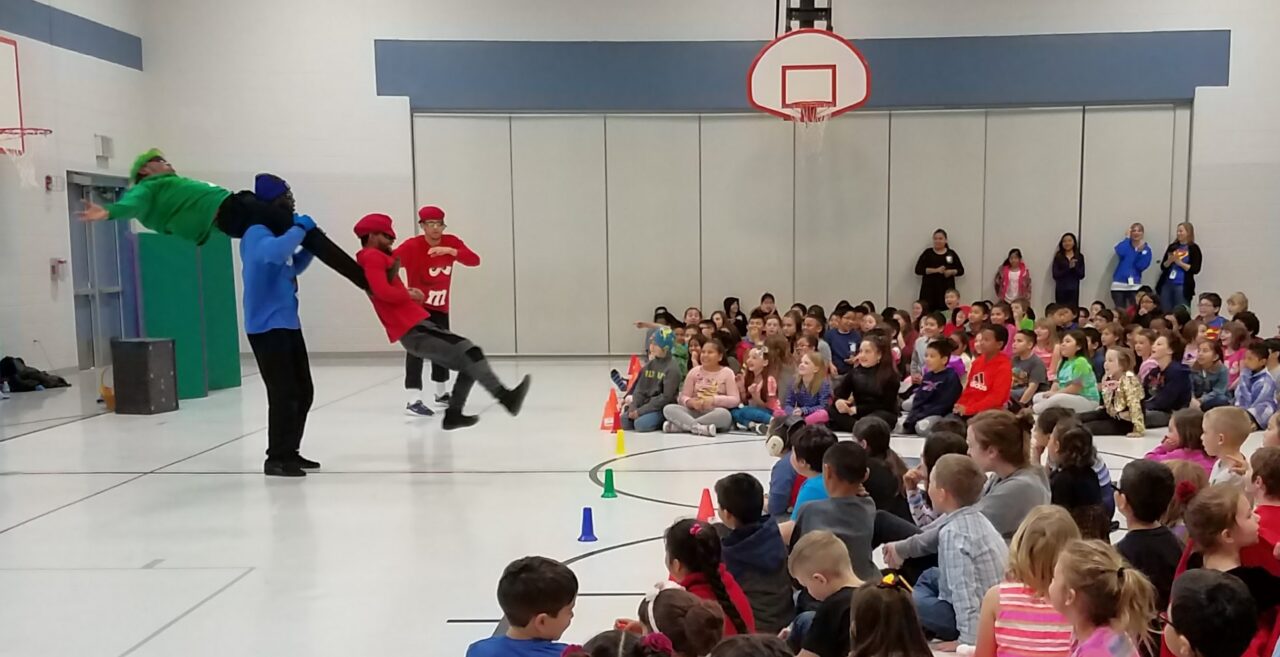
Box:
[425,289,448,307]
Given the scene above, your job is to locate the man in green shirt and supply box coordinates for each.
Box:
[78,148,367,291]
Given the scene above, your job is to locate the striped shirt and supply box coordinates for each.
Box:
[993,581,1074,657]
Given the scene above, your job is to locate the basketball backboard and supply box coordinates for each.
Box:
[1,36,26,153]
[748,28,871,123]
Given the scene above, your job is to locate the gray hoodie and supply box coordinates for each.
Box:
[891,466,1050,559]
[630,354,683,416]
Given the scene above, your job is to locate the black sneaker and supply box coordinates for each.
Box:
[434,392,451,405]
[609,369,628,392]
[500,375,532,416]
[442,409,479,430]
[292,455,321,470]
[264,460,306,477]
[405,401,435,417]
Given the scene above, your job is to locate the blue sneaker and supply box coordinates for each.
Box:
[405,401,435,417]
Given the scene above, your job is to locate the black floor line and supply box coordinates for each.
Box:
[117,568,255,657]
[586,439,763,508]
[0,467,775,477]
[0,411,108,443]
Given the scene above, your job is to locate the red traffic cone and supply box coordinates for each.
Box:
[696,488,715,522]
[600,388,619,431]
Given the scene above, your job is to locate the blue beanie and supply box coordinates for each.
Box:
[254,173,290,202]
[651,327,675,353]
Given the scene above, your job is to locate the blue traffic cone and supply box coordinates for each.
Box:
[578,507,598,542]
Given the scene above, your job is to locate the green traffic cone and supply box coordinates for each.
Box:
[602,468,618,499]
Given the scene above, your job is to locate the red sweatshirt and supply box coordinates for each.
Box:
[955,352,1013,415]
[357,247,429,342]
[392,234,479,313]
[678,564,757,637]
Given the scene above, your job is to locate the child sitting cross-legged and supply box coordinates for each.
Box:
[1114,460,1182,610]
[1188,338,1229,412]
[465,556,579,657]
[912,454,1010,650]
[732,345,783,435]
[783,351,833,426]
[1079,347,1147,437]
[1163,570,1261,657]
[785,530,866,657]
[1047,540,1156,657]
[713,473,794,635]
[622,327,683,433]
[1145,408,1213,474]
[903,338,963,435]
[847,574,934,657]
[788,441,882,582]
[663,337,740,437]
[974,506,1078,657]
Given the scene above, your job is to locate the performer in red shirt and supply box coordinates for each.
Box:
[354,213,529,430]
[393,205,481,416]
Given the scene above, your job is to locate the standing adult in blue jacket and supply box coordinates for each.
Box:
[241,174,320,478]
[1110,222,1153,311]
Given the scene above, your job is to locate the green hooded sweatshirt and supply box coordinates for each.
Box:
[106,172,232,245]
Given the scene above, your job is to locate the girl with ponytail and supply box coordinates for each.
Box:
[663,519,755,637]
[1048,539,1156,657]
[562,630,676,657]
[637,588,725,657]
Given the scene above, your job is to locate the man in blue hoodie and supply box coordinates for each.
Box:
[715,473,794,634]
[241,174,319,478]
[1110,222,1153,310]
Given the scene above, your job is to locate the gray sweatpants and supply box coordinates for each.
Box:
[662,404,733,432]
[398,321,505,413]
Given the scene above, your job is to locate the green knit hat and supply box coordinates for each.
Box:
[129,148,164,184]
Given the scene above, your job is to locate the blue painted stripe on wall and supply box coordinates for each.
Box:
[0,0,143,70]
[376,30,1229,112]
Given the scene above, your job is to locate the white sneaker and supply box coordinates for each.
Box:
[663,421,678,434]
[692,424,717,438]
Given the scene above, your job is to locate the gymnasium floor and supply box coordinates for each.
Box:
[0,357,1260,657]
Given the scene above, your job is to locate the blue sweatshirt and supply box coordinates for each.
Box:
[1142,361,1192,413]
[768,455,798,519]
[1111,239,1153,288]
[904,368,962,433]
[825,328,861,375]
[239,225,314,334]
[1191,365,1229,407]
[784,379,833,416]
[1236,368,1277,429]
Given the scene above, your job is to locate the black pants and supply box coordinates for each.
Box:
[399,321,507,413]
[1055,286,1080,309]
[247,329,314,461]
[214,191,368,291]
[1079,409,1135,435]
[827,408,899,433]
[405,311,450,389]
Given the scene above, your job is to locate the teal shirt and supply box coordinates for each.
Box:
[1058,356,1100,402]
[791,476,828,520]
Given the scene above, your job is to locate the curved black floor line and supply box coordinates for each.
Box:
[586,438,763,509]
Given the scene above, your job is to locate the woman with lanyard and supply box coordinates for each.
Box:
[1155,222,1202,311]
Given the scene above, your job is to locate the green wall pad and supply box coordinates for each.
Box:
[138,233,207,400]
[199,232,241,390]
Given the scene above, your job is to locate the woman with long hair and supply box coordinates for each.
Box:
[1052,233,1086,308]
[1156,222,1202,311]
[915,229,965,313]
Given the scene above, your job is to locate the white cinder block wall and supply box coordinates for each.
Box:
[0,0,149,370]
[3,1,1278,365]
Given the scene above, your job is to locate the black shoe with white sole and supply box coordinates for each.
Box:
[442,410,479,430]
[405,401,435,417]
[264,460,306,477]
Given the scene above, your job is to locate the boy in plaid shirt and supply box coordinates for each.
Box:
[911,454,1008,648]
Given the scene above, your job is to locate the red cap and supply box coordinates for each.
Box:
[418,205,446,222]
[353,213,396,239]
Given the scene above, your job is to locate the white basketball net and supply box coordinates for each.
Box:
[792,101,833,158]
[0,128,50,189]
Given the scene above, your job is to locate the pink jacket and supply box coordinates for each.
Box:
[994,263,1032,300]
[1145,443,1215,473]
[680,366,741,409]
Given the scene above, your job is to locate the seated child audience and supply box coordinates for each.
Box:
[1034,318,1061,371]
[1197,293,1226,343]
[1182,483,1280,626]
[951,329,975,383]
[904,430,969,529]
[787,530,865,657]
[1142,333,1192,428]
[911,312,947,384]
[904,338,963,435]
[1188,339,1229,411]
[824,305,862,375]
[974,506,1078,657]
[790,441,881,582]
[765,417,806,520]
[1133,329,1160,381]
[912,454,1010,648]
[801,313,834,368]
[1048,540,1156,657]
[989,302,1018,357]
[946,306,970,338]
[1084,327,1106,380]
[853,416,912,524]
[1114,460,1182,610]
[1202,406,1251,487]
[1146,408,1213,473]
[1011,329,1050,410]
[1033,330,1101,414]
[1163,570,1260,657]
[1162,460,1209,542]
[1047,423,1111,541]
[663,338,740,437]
[465,556,579,657]
[713,473,794,634]
[848,574,934,657]
[824,334,901,431]
[732,346,783,434]
[955,324,1014,418]
[662,519,755,636]
[562,630,676,657]
[622,327,683,433]
[1241,447,1280,578]
[1234,342,1277,429]
[788,425,838,520]
[1011,298,1036,332]
[783,352,833,426]
[1080,347,1147,437]
[636,588,724,657]
[709,635,792,657]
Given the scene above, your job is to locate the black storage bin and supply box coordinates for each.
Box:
[110,338,179,415]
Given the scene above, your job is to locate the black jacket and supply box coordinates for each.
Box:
[718,519,795,634]
[1154,241,1203,301]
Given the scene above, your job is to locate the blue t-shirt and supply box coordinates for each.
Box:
[1167,246,1190,285]
[466,636,568,657]
[239,225,314,334]
[791,476,829,520]
[825,329,861,375]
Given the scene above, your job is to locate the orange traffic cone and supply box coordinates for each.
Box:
[696,488,715,522]
[624,355,643,393]
[600,388,619,431]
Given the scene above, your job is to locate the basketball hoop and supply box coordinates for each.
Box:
[0,126,52,189]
